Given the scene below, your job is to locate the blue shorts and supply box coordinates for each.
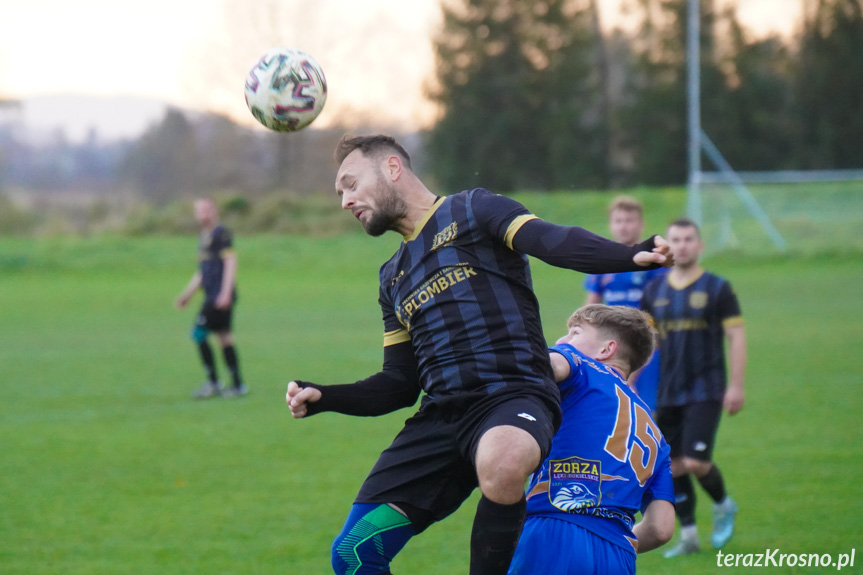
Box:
[633,349,660,413]
[508,516,635,575]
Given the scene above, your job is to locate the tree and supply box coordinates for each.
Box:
[120,109,198,202]
[426,0,609,192]
[793,0,863,168]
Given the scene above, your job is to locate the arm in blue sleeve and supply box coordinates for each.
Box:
[511,218,661,274]
[295,340,421,417]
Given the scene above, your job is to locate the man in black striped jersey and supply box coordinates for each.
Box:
[286,134,673,575]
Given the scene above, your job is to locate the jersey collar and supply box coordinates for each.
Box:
[403,196,444,242]
[668,267,705,290]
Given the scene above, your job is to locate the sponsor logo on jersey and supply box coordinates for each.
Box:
[689,291,708,309]
[431,222,458,251]
[549,456,601,511]
[394,264,479,327]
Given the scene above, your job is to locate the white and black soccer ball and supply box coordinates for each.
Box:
[244,48,327,132]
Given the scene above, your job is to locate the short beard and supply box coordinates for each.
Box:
[364,178,408,237]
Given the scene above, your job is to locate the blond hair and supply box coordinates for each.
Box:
[608,195,644,218]
[567,304,657,374]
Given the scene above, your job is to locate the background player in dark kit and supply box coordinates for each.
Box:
[641,218,746,557]
[175,198,247,398]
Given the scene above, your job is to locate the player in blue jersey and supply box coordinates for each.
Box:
[175,198,247,398]
[285,135,672,575]
[641,218,746,557]
[583,196,666,412]
[508,304,675,574]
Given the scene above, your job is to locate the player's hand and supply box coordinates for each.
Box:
[723,386,745,415]
[286,381,322,419]
[215,292,232,309]
[633,235,674,268]
[175,295,189,309]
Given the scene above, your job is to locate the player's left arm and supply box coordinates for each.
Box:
[634,447,675,552]
[724,323,746,414]
[633,499,676,553]
[469,190,671,272]
[216,251,237,309]
[214,228,236,309]
[719,281,746,415]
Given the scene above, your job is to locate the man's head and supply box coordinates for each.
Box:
[558,304,657,376]
[334,135,413,237]
[194,198,218,228]
[666,218,704,268]
[608,196,645,246]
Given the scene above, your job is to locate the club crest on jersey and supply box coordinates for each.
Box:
[431,222,458,251]
[549,456,601,511]
[689,291,708,309]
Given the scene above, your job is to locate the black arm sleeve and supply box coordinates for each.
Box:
[511,218,661,274]
[296,340,421,417]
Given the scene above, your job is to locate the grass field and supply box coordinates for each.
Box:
[2,190,862,574]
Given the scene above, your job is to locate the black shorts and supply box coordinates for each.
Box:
[195,300,234,333]
[354,390,557,533]
[655,401,723,462]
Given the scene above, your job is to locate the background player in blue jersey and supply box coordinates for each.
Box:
[508,304,675,575]
[285,134,673,575]
[583,196,666,412]
[641,218,746,557]
[175,198,247,398]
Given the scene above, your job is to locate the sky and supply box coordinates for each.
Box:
[0,0,803,140]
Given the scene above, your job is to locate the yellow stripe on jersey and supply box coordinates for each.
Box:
[722,316,745,328]
[219,248,236,258]
[504,214,539,250]
[404,197,445,242]
[384,329,411,347]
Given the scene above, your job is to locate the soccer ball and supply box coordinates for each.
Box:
[244,48,327,132]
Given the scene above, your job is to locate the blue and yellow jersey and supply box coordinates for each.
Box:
[198,225,235,302]
[640,270,743,407]
[378,189,557,403]
[524,344,674,555]
[583,268,667,308]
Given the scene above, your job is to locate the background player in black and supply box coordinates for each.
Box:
[286,135,673,575]
[641,218,746,557]
[175,198,247,398]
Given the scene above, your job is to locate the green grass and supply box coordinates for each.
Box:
[2,194,862,574]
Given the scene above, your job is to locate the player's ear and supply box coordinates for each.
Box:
[385,155,403,181]
[597,340,616,361]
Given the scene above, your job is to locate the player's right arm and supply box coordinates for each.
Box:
[549,350,572,383]
[286,340,420,418]
[287,285,420,419]
[175,271,202,309]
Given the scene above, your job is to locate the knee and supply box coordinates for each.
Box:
[476,428,541,503]
[331,504,412,575]
[190,325,209,344]
[682,457,712,477]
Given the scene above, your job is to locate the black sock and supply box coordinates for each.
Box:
[469,495,526,575]
[697,464,727,503]
[197,341,218,383]
[673,474,697,526]
[222,345,243,388]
